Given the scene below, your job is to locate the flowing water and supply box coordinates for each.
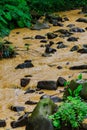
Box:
[0,9,87,129]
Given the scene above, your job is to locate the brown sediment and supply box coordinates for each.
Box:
[0,9,87,129]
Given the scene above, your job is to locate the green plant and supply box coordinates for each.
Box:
[0,0,31,37]
[49,97,87,129]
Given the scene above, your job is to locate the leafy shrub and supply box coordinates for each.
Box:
[0,40,15,58]
[49,97,87,129]
[0,0,31,37]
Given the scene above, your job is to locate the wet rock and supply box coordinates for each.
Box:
[77,48,87,53]
[57,66,63,69]
[57,77,67,87]
[55,29,73,37]
[63,79,87,100]
[57,42,67,49]
[70,45,79,51]
[49,41,55,46]
[31,22,50,30]
[45,46,56,54]
[35,35,46,39]
[37,81,57,90]
[20,78,30,87]
[53,21,63,26]
[24,89,35,94]
[45,14,62,23]
[40,94,62,103]
[10,106,25,112]
[25,100,37,105]
[0,120,6,127]
[82,5,87,13]
[40,40,47,43]
[70,65,87,70]
[16,32,20,34]
[47,32,58,39]
[40,94,50,99]
[26,98,57,130]
[63,17,69,21]
[11,113,28,128]
[70,27,85,32]
[76,18,87,23]
[67,24,75,28]
[51,96,62,103]
[15,60,34,69]
[67,37,78,41]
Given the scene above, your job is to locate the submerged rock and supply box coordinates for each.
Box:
[70,45,79,51]
[35,35,46,39]
[70,27,85,32]
[47,32,58,39]
[45,46,56,54]
[26,98,57,130]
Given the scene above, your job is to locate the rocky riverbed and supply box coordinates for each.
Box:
[1,9,87,129]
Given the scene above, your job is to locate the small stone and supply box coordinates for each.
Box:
[0,120,6,127]
[57,77,67,86]
[35,35,46,39]
[70,45,79,51]
[67,37,78,41]
[25,100,37,105]
[20,78,30,87]
[10,106,25,112]
[47,33,58,39]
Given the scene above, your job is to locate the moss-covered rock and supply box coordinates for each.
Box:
[26,98,57,130]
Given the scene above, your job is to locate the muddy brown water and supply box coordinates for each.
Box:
[0,9,87,129]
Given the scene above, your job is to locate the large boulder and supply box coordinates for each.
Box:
[26,98,57,130]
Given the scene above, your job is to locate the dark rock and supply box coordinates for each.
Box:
[53,21,63,26]
[16,32,20,34]
[70,65,87,70]
[35,35,46,39]
[37,81,57,90]
[40,40,47,43]
[50,96,62,103]
[70,27,85,32]
[45,14,62,22]
[45,46,56,54]
[57,42,67,49]
[40,94,50,99]
[39,91,44,94]
[76,18,87,23]
[31,22,50,30]
[77,48,87,53]
[63,17,69,21]
[49,41,54,46]
[67,37,78,41]
[55,29,73,37]
[70,45,79,51]
[67,24,75,28]
[47,32,58,39]
[10,106,25,112]
[26,98,57,130]
[24,89,35,94]
[66,62,69,65]
[57,77,67,86]
[0,120,6,127]
[57,66,63,69]
[20,78,30,87]
[11,113,28,128]
[83,44,87,49]
[15,60,34,69]
[25,100,37,105]
[23,37,32,39]
[82,5,87,13]
[24,75,32,77]
[40,94,62,103]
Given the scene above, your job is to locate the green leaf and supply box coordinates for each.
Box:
[78,73,82,80]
